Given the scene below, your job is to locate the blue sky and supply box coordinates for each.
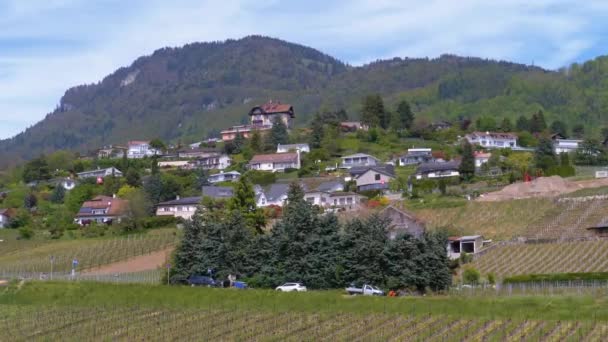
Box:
[1,0,608,139]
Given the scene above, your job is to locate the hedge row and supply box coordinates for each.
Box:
[503,272,608,284]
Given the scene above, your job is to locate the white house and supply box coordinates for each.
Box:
[156,196,201,220]
[398,148,433,166]
[474,152,492,168]
[553,139,583,154]
[465,132,517,149]
[353,166,396,192]
[249,100,295,128]
[303,191,365,210]
[208,171,241,184]
[127,140,160,159]
[340,153,380,169]
[77,167,123,179]
[0,208,14,228]
[277,143,310,154]
[415,161,460,180]
[191,153,232,170]
[249,152,300,172]
[447,235,485,260]
[255,183,290,207]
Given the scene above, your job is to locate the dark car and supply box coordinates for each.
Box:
[187,275,218,287]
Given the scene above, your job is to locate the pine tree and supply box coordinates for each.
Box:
[361,94,387,129]
[459,140,475,181]
[264,118,288,151]
[309,114,324,148]
[233,132,245,154]
[516,115,530,132]
[50,185,66,204]
[550,120,568,137]
[249,130,263,153]
[535,137,557,171]
[227,176,266,234]
[499,118,513,132]
[396,100,415,130]
[529,110,547,133]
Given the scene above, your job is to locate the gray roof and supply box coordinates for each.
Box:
[202,186,234,199]
[349,164,395,178]
[342,153,379,160]
[416,160,460,174]
[157,197,202,206]
[316,180,344,192]
[266,183,290,202]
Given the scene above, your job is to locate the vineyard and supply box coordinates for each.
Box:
[0,229,178,275]
[472,240,608,278]
[2,305,607,341]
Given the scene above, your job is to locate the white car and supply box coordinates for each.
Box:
[275,282,307,292]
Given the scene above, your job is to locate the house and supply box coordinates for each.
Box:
[303,191,365,210]
[0,208,15,228]
[178,148,218,159]
[380,205,426,239]
[340,153,380,169]
[249,152,300,172]
[249,100,295,128]
[97,145,126,159]
[553,139,583,154]
[277,143,310,154]
[52,178,76,191]
[465,132,517,149]
[398,148,434,166]
[447,235,485,260]
[429,121,452,131]
[159,161,191,169]
[340,121,369,132]
[190,153,232,170]
[255,183,290,207]
[202,186,234,200]
[220,125,257,142]
[474,152,492,168]
[75,195,129,225]
[352,165,396,192]
[415,160,460,180]
[127,141,160,159]
[316,180,344,193]
[208,171,241,184]
[77,167,123,179]
[156,196,201,220]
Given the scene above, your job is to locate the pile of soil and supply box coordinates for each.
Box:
[479,176,580,201]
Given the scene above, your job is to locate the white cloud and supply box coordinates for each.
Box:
[1,0,607,139]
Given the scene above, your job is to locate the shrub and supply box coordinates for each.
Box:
[18,227,34,240]
[139,216,178,229]
[244,170,276,186]
[463,267,481,285]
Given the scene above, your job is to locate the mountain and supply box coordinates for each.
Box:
[1,35,608,167]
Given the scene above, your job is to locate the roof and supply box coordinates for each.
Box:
[416,160,460,174]
[249,101,294,116]
[76,196,129,217]
[77,167,122,176]
[277,143,309,149]
[316,180,344,192]
[128,140,150,146]
[265,183,290,202]
[467,132,517,139]
[209,171,241,177]
[202,186,234,199]
[341,153,379,160]
[249,153,298,164]
[380,205,425,224]
[474,152,492,158]
[349,164,395,178]
[328,191,363,197]
[157,196,202,206]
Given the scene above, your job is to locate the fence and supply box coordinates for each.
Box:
[0,269,164,285]
[450,280,608,297]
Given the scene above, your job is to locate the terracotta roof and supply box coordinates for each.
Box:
[249,101,294,117]
[76,196,129,217]
[474,152,492,158]
[249,153,298,164]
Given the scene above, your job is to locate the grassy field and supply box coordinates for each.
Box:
[472,240,608,279]
[0,229,178,274]
[1,282,608,340]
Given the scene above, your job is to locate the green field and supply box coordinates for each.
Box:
[1,282,608,340]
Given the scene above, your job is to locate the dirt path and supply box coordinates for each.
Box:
[83,247,174,275]
[478,176,608,202]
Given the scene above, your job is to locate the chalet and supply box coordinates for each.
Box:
[351,165,396,192]
[465,132,517,149]
[77,167,123,179]
[249,100,295,128]
[474,152,492,168]
[190,153,232,170]
[340,153,380,169]
[340,121,369,132]
[447,235,484,260]
[0,208,15,228]
[380,206,426,239]
[249,152,300,172]
[156,196,201,220]
[277,143,310,154]
[553,139,583,154]
[75,195,128,225]
[208,171,241,184]
[398,148,434,166]
[127,141,160,159]
[202,186,234,200]
[415,160,460,180]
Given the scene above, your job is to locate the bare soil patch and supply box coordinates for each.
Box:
[83,248,173,275]
[478,176,608,201]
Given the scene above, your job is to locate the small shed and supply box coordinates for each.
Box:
[447,235,484,259]
[380,205,426,239]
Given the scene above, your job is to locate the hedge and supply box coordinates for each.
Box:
[503,272,608,284]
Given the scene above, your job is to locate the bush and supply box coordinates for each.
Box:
[359,189,383,198]
[139,216,178,229]
[503,272,608,284]
[462,267,480,285]
[244,170,276,186]
[18,227,34,240]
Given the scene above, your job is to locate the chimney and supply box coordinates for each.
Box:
[112,194,116,199]
[176,195,180,200]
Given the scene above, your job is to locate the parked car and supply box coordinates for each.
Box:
[233,281,248,289]
[275,282,307,292]
[187,275,218,287]
[345,283,384,296]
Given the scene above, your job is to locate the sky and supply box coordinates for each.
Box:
[1,0,608,139]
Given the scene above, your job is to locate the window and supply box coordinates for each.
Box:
[347,197,353,204]
[375,174,381,181]
[306,197,315,203]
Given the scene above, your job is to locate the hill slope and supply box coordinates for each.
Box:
[2,35,608,167]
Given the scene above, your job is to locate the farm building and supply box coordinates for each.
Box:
[447,235,485,260]
[380,205,426,239]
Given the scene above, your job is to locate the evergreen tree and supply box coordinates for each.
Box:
[534,137,557,171]
[50,185,66,204]
[361,94,387,129]
[249,130,263,153]
[23,192,38,209]
[499,118,513,132]
[601,127,608,142]
[516,115,530,132]
[151,156,159,175]
[309,113,324,149]
[396,100,415,130]
[572,124,585,138]
[529,110,547,133]
[144,174,163,204]
[22,155,51,183]
[550,120,568,137]
[233,132,245,154]
[560,152,571,166]
[171,210,205,283]
[125,168,141,187]
[227,176,266,234]
[266,118,289,150]
[459,140,475,181]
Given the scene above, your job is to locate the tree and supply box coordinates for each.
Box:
[575,138,606,165]
[265,117,289,150]
[23,192,37,209]
[499,118,513,132]
[475,116,497,131]
[233,132,245,154]
[529,110,547,133]
[550,120,568,137]
[534,137,557,171]
[516,115,530,132]
[149,138,166,152]
[22,155,51,183]
[309,114,324,149]
[117,184,136,198]
[459,140,475,181]
[361,94,387,129]
[125,168,141,187]
[463,267,480,285]
[124,188,153,223]
[395,100,415,130]
[227,176,266,234]
[50,185,66,204]
[65,184,96,213]
[249,130,263,153]
[572,124,585,139]
[601,127,608,142]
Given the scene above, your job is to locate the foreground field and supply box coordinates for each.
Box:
[2,282,608,340]
[472,240,608,278]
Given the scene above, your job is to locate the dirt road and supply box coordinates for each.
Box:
[478,176,608,201]
[83,248,174,275]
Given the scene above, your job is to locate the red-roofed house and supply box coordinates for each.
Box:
[248,152,300,172]
[249,100,295,128]
[474,151,492,168]
[75,195,129,225]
